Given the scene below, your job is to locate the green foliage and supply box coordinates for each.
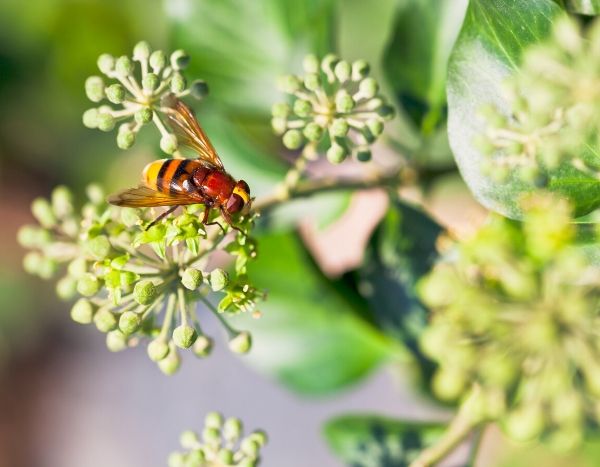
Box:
[324,414,445,467]
[564,0,600,15]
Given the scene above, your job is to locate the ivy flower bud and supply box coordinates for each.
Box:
[77,273,100,297]
[149,50,166,71]
[330,118,349,137]
[218,449,234,464]
[84,235,112,260]
[303,73,321,92]
[134,280,157,305]
[293,99,312,117]
[190,79,209,99]
[32,197,56,228]
[51,185,74,218]
[82,108,99,128]
[335,90,355,113]
[142,73,159,92]
[106,330,128,352]
[271,102,291,118]
[179,430,199,449]
[148,338,170,361]
[228,331,252,354]
[356,148,372,162]
[277,74,302,93]
[334,60,351,82]
[358,77,378,99]
[327,142,348,164]
[181,268,203,290]
[160,134,179,154]
[192,335,213,357]
[97,112,115,132]
[303,54,319,73]
[115,55,134,76]
[223,417,243,441]
[351,60,370,80]
[105,84,126,104]
[170,50,190,70]
[303,122,323,142]
[119,311,141,335]
[117,127,136,149]
[135,108,153,124]
[282,129,304,150]
[70,298,95,324]
[172,325,198,349]
[205,411,223,429]
[133,41,151,61]
[56,275,77,300]
[171,73,186,93]
[94,308,118,333]
[158,346,181,375]
[209,269,229,292]
[97,53,115,74]
[85,76,105,102]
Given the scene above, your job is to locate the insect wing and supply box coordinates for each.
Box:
[108,185,198,207]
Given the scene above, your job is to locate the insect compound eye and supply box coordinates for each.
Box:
[226,193,244,214]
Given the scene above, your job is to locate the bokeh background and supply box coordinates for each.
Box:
[1,1,598,466]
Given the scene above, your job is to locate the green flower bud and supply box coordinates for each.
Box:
[84,235,112,260]
[248,430,268,446]
[229,331,252,354]
[97,54,115,74]
[282,129,304,150]
[142,72,159,92]
[187,449,206,463]
[38,256,58,279]
[133,41,151,61]
[326,143,348,164]
[351,60,370,81]
[303,54,319,73]
[356,148,372,162]
[158,347,181,375]
[135,107,153,124]
[209,269,229,292]
[171,73,187,93]
[119,311,141,335]
[432,367,466,401]
[191,80,209,99]
[303,122,323,142]
[277,74,302,93]
[271,117,287,135]
[148,338,170,361]
[94,308,118,333]
[202,427,221,444]
[51,185,74,218]
[66,258,87,278]
[334,60,351,82]
[205,411,223,429]
[359,77,378,99]
[106,330,128,352]
[223,417,242,441]
[293,99,312,117]
[115,55,134,76]
[217,449,234,465]
[505,404,544,442]
[86,184,104,205]
[85,76,105,102]
[167,452,185,467]
[82,108,99,128]
[77,273,100,297]
[304,73,321,91]
[32,197,56,228]
[170,49,190,70]
[367,119,384,137]
[377,105,395,119]
[17,225,50,248]
[70,298,95,324]
[321,54,340,75]
[239,459,257,467]
[150,50,166,71]
[97,112,115,132]
[181,268,203,290]
[192,335,213,357]
[120,208,140,227]
[22,251,40,275]
[335,90,355,113]
[134,280,157,305]
[271,102,291,118]
[56,275,77,300]
[117,127,136,149]
[330,118,349,137]
[173,325,198,349]
[180,430,199,449]
[105,84,126,104]
[160,134,179,154]
[240,438,260,457]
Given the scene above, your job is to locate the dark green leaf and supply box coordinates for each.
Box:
[231,232,401,395]
[565,0,600,15]
[446,0,600,218]
[324,414,445,467]
[383,0,468,133]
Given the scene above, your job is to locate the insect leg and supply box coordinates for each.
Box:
[201,204,226,234]
[220,208,247,238]
[145,205,179,230]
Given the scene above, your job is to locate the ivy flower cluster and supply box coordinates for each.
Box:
[168,412,267,467]
[476,17,600,184]
[272,54,394,164]
[418,193,600,450]
[18,185,263,374]
[83,41,208,155]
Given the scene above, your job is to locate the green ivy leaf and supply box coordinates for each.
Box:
[232,232,401,395]
[445,0,600,218]
[323,414,445,467]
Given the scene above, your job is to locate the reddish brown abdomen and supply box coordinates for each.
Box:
[143,158,204,196]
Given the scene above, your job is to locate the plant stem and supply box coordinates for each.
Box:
[466,426,485,467]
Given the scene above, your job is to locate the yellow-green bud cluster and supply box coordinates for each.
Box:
[419,193,600,450]
[82,41,209,155]
[168,412,267,467]
[18,184,264,374]
[477,17,600,184]
[272,54,394,164]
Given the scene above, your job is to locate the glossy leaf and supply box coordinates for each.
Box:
[324,414,445,467]
[446,0,600,218]
[231,232,400,395]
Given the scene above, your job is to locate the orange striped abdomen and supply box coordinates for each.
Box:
[143,158,204,195]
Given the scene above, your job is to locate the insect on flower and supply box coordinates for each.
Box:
[109,94,251,232]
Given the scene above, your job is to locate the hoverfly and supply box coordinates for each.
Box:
[108,94,251,231]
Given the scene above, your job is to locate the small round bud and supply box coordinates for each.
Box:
[334,60,351,82]
[223,417,242,441]
[77,273,100,297]
[133,41,151,61]
[94,308,118,333]
[51,185,74,218]
[22,252,41,275]
[351,60,370,80]
[356,148,372,162]
[271,117,287,135]
[70,298,95,324]
[277,74,302,93]
[86,184,104,205]
[239,459,257,467]
[248,430,268,446]
[432,367,466,401]
[330,118,349,137]
[335,90,355,113]
[147,338,170,361]
[142,73,159,92]
[82,108,99,128]
[505,404,544,442]
[170,49,190,70]
[117,128,136,149]
[67,258,87,278]
[85,76,105,102]
[115,55,134,76]
[326,143,348,164]
[105,84,126,104]
[240,438,260,457]
[172,325,198,349]
[119,311,141,335]
[303,73,321,91]
[190,80,209,99]
[282,129,304,150]
[303,122,323,142]
[106,330,128,352]
[56,276,77,300]
[217,449,234,465]
[158,347,181,375]
[205,411,223,429]
[271,102,291,118]
[17,225,50,249]
[97,112,115,132]
[84,235,112,260]
[303,54,319,73]
[32,197,56,228]
[367,119,384,137]
[181,268,203,290]
[171,73,186,93]
[97,54,115,74]
[150,50,166,71]
[160,134,179,154]
[202,427,221,444]
[377,105,395,119]
[209,269,229,292]
[167,452,185,467]
[135,107,153,124]
[180,430,199,449]
[229,331,252,354]
[193,335,214,358]
[37,257,58,280]
[134,280,157,305]
[293,99,312,117]
[359,77,378,99]
[321,54,340,74]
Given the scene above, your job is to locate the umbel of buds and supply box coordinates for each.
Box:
[272,54,394,164]
[168,412,268,467]
[18,185,264,374]
[476,16,600,184]
[419,193,600,450]
[83,41,209,155]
